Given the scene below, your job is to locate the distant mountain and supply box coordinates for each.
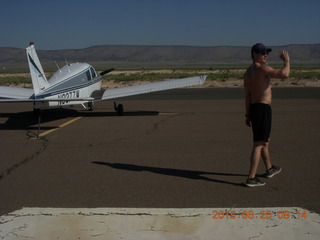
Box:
[0,44,319,69]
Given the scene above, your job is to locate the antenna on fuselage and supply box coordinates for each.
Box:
[54,61,61,73]
[65,58,70,66]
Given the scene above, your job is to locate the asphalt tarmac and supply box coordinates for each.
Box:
[0,88,319,216]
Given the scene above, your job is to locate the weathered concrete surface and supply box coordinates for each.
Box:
[1,207,320,240]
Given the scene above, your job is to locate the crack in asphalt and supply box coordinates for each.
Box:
[145,113,192,136]
[88,113,189,147]
[0,113,190,181]
[0,137,48,182]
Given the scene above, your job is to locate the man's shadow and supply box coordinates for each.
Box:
[92,162,246,187]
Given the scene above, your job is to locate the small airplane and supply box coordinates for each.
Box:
[0,43,207,116]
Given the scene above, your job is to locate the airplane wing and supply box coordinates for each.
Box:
[1,75,206,103]
[94,75,207,100]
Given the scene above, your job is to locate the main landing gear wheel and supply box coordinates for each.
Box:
[88,102,94,111]
[114,102,124,116]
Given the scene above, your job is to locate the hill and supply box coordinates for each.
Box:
[0,44,319,70]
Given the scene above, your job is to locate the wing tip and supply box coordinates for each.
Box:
[199,75,207,84]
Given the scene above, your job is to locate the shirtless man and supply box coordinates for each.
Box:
[244,43,290,187]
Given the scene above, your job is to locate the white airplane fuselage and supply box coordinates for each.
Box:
[34,63,101,109]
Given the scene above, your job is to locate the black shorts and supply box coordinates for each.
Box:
[249,103,272,142]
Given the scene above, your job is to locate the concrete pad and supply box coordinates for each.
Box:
[1,207,320,240]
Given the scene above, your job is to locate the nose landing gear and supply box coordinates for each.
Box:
[88,101,94,111]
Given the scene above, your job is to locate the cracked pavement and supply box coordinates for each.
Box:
[1,207,319,239]
[1,88,320,239]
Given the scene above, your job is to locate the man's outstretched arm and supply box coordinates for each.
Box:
[263,50,290,79]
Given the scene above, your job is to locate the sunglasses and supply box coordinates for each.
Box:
[260,51,269,56]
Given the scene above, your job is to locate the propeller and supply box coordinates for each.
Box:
[100,68,115,76]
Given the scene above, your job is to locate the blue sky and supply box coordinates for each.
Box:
[0,0,319,50]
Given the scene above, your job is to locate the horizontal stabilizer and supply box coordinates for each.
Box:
[0,86,34,99]
[100,75,207,100]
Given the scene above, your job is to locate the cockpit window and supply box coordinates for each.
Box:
[86,70,91,81]
[90,67,97,79]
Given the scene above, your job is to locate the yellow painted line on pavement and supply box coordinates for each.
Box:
[38,113,176,137]
[39,116,83,137]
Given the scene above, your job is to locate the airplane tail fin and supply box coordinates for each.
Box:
[26,43,49,95]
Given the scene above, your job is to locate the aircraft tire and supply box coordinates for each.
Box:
[88,102,94,111]
[117,104,124,116]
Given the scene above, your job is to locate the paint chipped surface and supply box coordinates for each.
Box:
[1,207,320,240]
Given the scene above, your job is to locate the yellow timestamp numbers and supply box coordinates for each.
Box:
[212,210,308,220]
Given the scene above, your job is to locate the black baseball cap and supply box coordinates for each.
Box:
[251,43,272,54]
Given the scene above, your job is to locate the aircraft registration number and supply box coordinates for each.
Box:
[58,90,80,105]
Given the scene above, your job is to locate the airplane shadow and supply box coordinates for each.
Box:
[0,108,159,131]
[0,108,80,131]
[92,162,246,187]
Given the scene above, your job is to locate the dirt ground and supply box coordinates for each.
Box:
[101,69,320,88]
[102,78,320,89]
